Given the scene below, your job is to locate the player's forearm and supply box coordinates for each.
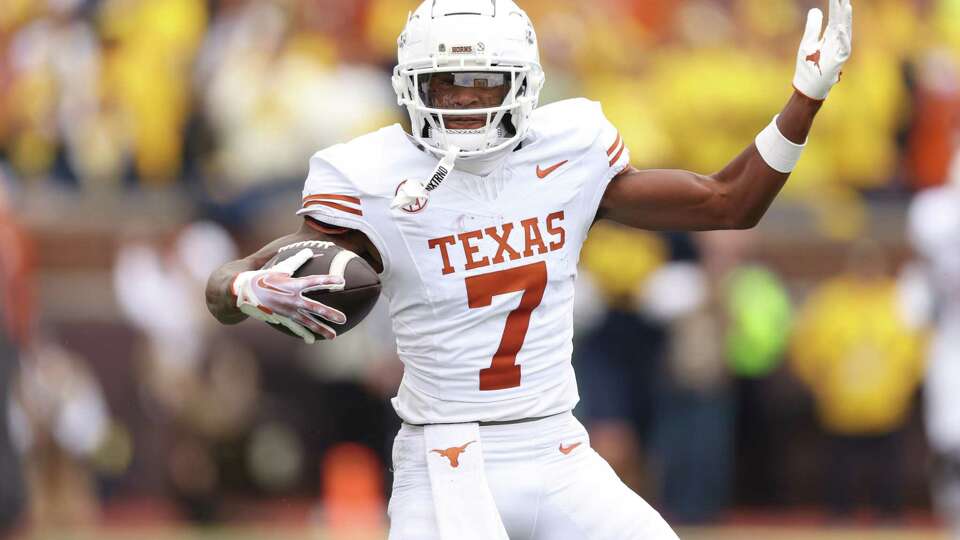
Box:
[205,221,323,325]
[709,0,849,228]
[205,219,372,325]
[207,240,297,325]
[206,258,259,324]
[774,90,823,144]
[710,91,823,228]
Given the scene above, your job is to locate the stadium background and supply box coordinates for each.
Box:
[0,0,958,538]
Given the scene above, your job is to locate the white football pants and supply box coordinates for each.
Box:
[387,412,679,540]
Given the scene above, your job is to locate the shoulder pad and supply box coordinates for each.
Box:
[310,127,401,195]
[529,98,606,152]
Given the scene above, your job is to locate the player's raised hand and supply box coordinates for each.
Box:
[232,248,347,343]
[793,0,853,101]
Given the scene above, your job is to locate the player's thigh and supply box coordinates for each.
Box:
[387,434,441,540]
[387,473,441,540]
[534,448,678,540]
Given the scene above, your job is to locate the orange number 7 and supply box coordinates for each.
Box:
[465,261,548,391]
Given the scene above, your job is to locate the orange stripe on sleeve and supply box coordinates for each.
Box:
[606,133,622,156]
[303,193,362,205]
[303,200,363,216]
[608,140,626,167]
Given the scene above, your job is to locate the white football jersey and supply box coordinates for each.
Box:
[298,99,630,424]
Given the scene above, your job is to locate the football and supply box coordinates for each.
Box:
[263,240,381,340]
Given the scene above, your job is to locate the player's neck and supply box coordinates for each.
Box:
[451,139,524,177]
[456,154,506,177]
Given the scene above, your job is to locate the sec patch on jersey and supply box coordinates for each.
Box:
[264,241,381,340]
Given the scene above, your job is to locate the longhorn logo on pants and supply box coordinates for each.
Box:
[431,440,476,468]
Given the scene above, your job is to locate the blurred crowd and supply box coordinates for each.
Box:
[0,0,958,233]
[1,0,960,536]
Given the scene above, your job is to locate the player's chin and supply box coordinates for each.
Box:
[443,117,485,130]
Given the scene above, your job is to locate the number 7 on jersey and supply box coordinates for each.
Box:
[465,261,548,391]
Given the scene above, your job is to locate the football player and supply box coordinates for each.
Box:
[206,1,853,538]
[906,165,960,535]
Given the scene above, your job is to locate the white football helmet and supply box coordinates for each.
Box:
[392,0,545,165]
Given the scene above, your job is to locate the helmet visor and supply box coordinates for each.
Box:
[417,71,511,110]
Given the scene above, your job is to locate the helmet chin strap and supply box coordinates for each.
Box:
[391,145,461,210]
[391,124,521,210]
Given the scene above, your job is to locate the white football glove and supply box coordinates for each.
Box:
[232,248,347,343]
[793,0,853,101]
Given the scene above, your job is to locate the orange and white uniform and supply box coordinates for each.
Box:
[299,99,628,425]
[298,99,677,540]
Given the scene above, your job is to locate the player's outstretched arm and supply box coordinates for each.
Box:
[600,0,852,232]
[205,219,378,341]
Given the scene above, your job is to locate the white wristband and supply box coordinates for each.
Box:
[754,115,806,173]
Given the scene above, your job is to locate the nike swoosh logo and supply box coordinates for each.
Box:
[559,442,582,455]
[537,160,568,179]
[257,276,290,295]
